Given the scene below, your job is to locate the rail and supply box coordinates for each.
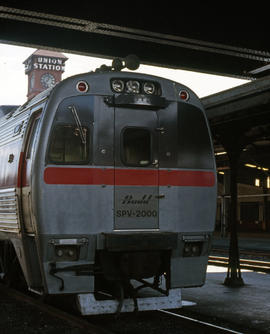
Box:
[208,255,270,273]
[159,309,245,334]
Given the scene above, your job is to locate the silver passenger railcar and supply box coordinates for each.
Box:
[0,57,216,314]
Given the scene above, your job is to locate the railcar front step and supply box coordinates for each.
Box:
[77,288,190,315]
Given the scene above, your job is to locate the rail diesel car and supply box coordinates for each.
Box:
[0,56,216,314]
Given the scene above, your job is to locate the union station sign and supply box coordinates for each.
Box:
[24,56,66,73]
[24,50,67,74]
[34,56,65,71]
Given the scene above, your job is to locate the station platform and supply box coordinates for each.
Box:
[181,265,270,333]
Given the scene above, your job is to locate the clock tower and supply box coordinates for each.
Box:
[23,49,68,100]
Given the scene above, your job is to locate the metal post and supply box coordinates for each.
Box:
[221,170,230,237]
[262,178,269,232]
[224,150,244,287]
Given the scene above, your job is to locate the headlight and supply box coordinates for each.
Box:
[126,80,140,93]
[183,242,202,257]
[143,82,155,95]
[112,79,125,93]
[55,245,79,261]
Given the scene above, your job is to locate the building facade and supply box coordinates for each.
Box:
[23,49,68,100]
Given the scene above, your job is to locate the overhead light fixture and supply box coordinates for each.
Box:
[245,163,269,171]
[215,151,227,156]
[245,163,257,168]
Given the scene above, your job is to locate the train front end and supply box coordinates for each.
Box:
[34,65,216,314]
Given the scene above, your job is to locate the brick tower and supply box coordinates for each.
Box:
[23,49,68,100]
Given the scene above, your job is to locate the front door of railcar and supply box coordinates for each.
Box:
[114,108,159,230]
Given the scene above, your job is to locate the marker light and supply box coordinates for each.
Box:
[179,90,189,101]
[126,80,140,93]
[143,82,155,95]
[76,81,89,93]
[112,79,125,92]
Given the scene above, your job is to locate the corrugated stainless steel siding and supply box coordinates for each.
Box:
[0,188,20,233]
[0,109,29,147]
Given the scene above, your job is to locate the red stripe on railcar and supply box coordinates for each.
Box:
[115,169,158,186]
[44,167,215,187]
[159,169,215,187]
[44,167,114,185]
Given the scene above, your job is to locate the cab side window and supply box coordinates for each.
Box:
[178,104,213,169]
[26,117,40,159]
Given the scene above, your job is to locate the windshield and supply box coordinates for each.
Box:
[47,96,93,165]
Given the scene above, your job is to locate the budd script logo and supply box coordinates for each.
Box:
[121,194,153,205]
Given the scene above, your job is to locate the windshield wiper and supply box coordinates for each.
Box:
[68,105,86,144]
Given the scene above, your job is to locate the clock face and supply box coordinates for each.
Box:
[40,73,56,89]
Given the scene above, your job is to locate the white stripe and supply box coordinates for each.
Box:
[158,309,244,334]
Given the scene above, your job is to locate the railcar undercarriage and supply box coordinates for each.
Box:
[93,250,171,314]
[48,247,172,315]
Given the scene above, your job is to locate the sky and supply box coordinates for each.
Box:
[0,43,250,105]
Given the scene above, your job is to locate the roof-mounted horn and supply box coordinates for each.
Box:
[94,55,140,73]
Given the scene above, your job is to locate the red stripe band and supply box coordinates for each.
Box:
[44,167,215,187]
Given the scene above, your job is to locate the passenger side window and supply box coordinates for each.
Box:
[48,124,89,164]
[122,128,151,166]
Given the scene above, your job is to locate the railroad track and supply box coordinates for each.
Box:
[208,255,270,273]
[0,282,255,334]
[159,309,245,334]
[0,283,112,334]
[211,248,270,259]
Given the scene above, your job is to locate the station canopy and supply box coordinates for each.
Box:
[0,3,270,79]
